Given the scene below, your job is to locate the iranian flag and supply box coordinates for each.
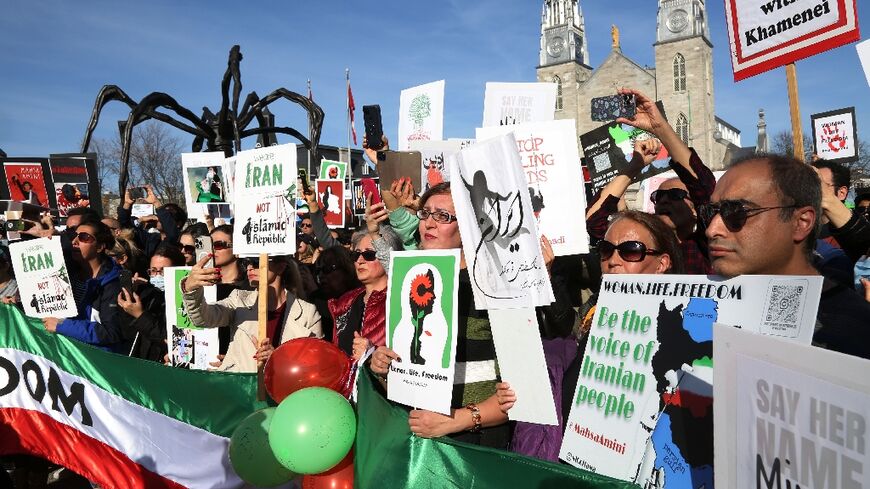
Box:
[0,305,267,488]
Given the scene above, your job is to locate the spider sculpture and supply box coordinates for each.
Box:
[80,45,324,196]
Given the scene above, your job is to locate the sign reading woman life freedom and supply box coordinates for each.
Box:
[385,250,460,415]
[232,144,298,257]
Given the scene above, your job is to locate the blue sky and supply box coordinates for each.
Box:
[1,0,867,157]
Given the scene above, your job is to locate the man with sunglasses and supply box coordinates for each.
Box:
[586,88,716,274]
[703,154,870,359]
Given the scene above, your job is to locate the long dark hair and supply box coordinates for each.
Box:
[608,210,684,274]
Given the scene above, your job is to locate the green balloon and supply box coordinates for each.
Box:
[268,387,357,475]
[229,408,298,487]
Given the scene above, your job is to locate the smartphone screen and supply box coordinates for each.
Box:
[195,236,214,269]
[120,270,134,296]
[363,105,384,150]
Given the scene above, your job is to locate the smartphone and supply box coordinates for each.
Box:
[363,105,385,150]
[195,236,214,269]
[590,94,636,122]
[298,168,311,194]
[120,270,134,296]
[129,187,147,200]
[4,220,26,232]
[377,151,423,197]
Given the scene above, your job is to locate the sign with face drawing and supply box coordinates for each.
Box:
[448,133,555,310]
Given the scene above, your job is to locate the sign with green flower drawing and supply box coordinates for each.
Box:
[398,80,445,151]
[385,249,459,414]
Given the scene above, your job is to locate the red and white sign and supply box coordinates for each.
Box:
[724,0,860,81]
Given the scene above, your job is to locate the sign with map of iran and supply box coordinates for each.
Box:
[725,0,860,81]
[9,237,77,319]
[560,274,823,484]
[714,324,870,489]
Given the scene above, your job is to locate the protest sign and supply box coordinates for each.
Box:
[130,204,154,219]
[181,152,228,222]
[448,133,555,310]
[222,156,236,206]
[714,324,870,489]
[409,140,463,192]
[164,267,220,370]
[232,144,297,257]
[398,80,445,151]
[3,162,50,207]
[489,308,558,425]
[9,237,77,319]
[385,250,460,415]
[811,107,859,163]
[351,178,380,215]
[724,0,861,81]
[580,122,673,197]
[482,82,557,127]
[477,119,590,256]
[316,179,345,228]
[859,39,870,87]
[318,159,347,181]
[561,274,823,483]
[49,154,100,217]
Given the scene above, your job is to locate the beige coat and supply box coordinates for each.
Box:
[183,287,322,373]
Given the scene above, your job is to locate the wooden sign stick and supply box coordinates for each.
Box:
[786,63,804,162]
[257,252,268,401]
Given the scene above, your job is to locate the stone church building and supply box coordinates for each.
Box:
[536,0,742,170]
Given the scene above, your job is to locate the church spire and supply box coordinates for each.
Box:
[756,109,769,153]
[539,0,590,67]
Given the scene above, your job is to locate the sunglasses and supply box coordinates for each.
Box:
[213,240,232,251]
[597,240,662,262]
[698,201,799,232]
[416,208,457,224]
[300,222,313,229]
[74,232,96,244]
[650,188,689,204]
[351,249,378,262]
[181,245,195,254]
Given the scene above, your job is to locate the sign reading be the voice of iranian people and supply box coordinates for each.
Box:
[724,0,860,81]
[232,144,297,257]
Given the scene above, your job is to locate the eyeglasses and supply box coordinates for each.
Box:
[213,240,232,251]
[351,249,378,262]
[650,188,689,204]
[181,245,195,255]
[597,240,662,262]
[698,201,800,232]
[300,222,313,228]
[147,267,164,276]
[416,208,457,224]
[74,232,96,244]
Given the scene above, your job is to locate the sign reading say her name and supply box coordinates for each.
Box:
[232,144,297,257]
[477,119,590,256]
[481,82,557,127]
[715,325,870,489]
[448,134,555,310]
[10,238,77,319]
[561,274,823,483]
[385,250,460,415]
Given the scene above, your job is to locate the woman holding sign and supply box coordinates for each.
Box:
[181,254,322,373]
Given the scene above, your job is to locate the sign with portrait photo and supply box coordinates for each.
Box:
[351,178,380,216]
[385,250,460,415]
[164,267,220,370]
[182,152,228,222]
[10,237,77,319]
[49,154,100,218]
[448,133,555,310]
[3,162,50,208]
[232,144,297,257]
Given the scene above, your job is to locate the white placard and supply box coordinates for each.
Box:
[409,140,463,193]
[448,133,555,310]
[130,204,154,219]
[232,144,297,257]
[482,82,557,127]
[164,267,220,370]
[489,308,558,425]
[859,39,870,88]
[811,107,859,163]
[715,324,870,489]
[398,80,445,151]
[9,238,77,319]
[477,119,589,255]
[560,274,823,482]
[181,152,228,223]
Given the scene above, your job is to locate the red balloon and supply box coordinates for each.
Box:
[302,450,353,489]
[264,338,352,403]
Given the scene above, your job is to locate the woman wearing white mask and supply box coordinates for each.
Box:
[117,244,186,362]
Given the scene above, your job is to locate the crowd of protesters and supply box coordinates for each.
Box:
[3,87,870,486]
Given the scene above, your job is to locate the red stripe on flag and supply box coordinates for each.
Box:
[0,408,185,489]
[348,83,357,145]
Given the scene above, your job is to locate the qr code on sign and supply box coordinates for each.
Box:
[761,284,804,337]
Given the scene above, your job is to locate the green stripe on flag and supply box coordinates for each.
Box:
[0,305,266,437]
[354,366,641,489]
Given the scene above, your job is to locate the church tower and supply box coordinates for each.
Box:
[536,0,593,124]
[654,0,721,168]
